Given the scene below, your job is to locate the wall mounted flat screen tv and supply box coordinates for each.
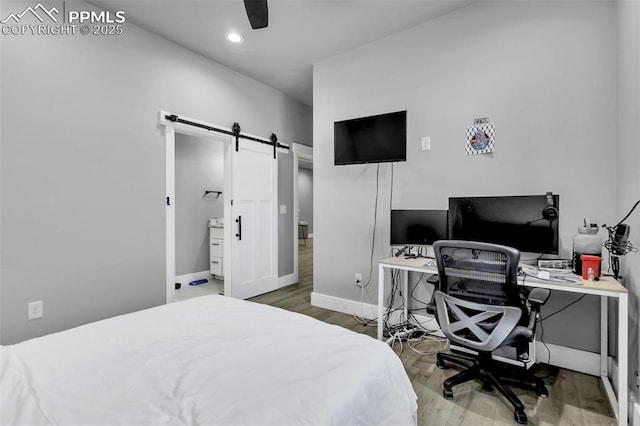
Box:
[390,210,448,246]
[448,194,560,254]
[334,110,407,165]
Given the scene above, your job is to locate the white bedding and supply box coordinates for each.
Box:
[1,296,417,425]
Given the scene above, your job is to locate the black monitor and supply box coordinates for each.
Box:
[334,111,407,165]
[448,194,560,254]
[390,210,448,246]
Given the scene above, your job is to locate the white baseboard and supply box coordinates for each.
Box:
[278,273,297,289]
[312,291,613,378]
[309,233,313,238]
[311,291,378,318]
[175,270,211,285]
[633,402,640,426]
[610,357,619,394]
[534,340,610,377]
[310,291,439,330]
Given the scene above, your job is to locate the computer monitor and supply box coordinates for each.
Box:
[448,194,560,254]
[390,210,448,246]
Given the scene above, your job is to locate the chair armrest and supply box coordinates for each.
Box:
[528,288,550,306]
[425,274,439,316]
[506,288,550,345]
[508,301,543,344]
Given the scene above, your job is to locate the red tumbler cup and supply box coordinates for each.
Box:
[580,254,602,280]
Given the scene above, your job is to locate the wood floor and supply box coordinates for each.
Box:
[251,238,616,426]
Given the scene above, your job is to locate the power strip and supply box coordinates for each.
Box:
[384,327,417,344]
[537,259,572,271]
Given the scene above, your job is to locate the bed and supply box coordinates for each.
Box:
[1,295,417,425]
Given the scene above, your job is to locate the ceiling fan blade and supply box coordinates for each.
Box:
[244,0,269,29]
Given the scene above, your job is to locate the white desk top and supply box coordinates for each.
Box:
[379,257,627,297]
[380,256,438,271]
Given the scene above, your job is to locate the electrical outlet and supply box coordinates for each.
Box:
[28,301,43,320]
[354,273,362,287]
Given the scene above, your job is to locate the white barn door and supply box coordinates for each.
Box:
[230,139,278,299]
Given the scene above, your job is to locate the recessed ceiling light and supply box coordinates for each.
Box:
[225,32,244,44]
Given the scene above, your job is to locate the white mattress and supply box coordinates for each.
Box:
[1,296,417,425]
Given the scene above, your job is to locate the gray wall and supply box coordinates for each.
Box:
[616,0,640,401]
[313,1,616,352]
[289,112,313,148]
[298,167,314,235]
[278,152,294,277]
[175,134,224,276]
[0,0,312,344]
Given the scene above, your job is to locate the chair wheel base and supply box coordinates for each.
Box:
[443,388,454,399]
[514,411,528,424]
[536,385,549,398]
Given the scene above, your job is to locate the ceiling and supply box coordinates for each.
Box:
[90,0,473,106]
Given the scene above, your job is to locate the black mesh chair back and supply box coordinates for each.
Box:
[433,240,521,307]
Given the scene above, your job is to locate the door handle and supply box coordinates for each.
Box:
[235,216,242,240]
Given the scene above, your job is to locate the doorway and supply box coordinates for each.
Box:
[161,111,283,303]
[292,143,313,293]
[173,132,225,302]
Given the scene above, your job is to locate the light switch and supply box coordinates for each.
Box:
[280,205,287,214]
[421,136,431,151]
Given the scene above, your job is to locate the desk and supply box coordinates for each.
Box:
[378,256,628,425]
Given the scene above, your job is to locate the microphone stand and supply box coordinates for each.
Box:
[611,255,621,280]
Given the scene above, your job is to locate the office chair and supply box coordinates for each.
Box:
[432,240,550,425]
[298,220,309,246]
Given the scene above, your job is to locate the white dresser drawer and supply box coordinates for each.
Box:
[210,257,223,276]
[210,238,223,257]
[209,225,224,278]
[210,228,224,240]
